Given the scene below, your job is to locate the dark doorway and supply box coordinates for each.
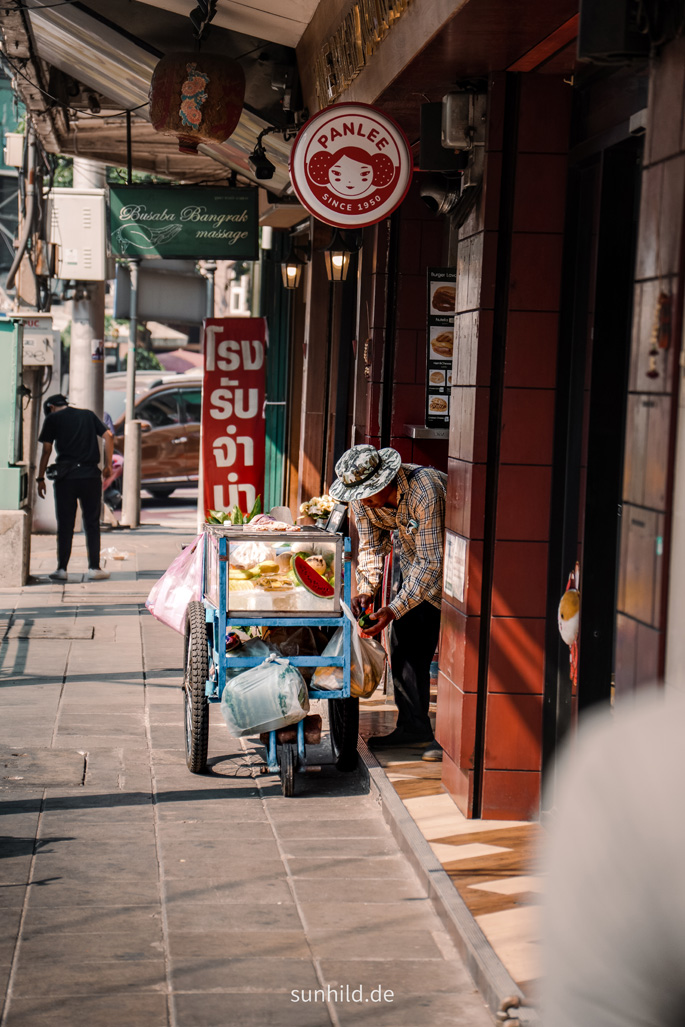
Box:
[543,132,643,778]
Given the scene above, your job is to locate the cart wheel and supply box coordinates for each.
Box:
[329,697,359,772]
[280,742,296,797]
[183,601,209,773]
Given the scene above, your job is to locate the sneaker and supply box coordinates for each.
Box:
[86,568,110,581]
[422,743,443,762]
[48,568,67,581]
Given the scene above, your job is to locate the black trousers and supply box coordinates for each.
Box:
[388,601,441,738]
[54,476,102,570]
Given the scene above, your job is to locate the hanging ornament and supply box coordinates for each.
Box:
[558,566,580,686]
[149,53,245,155]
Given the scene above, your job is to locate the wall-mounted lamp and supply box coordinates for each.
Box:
[280,236,308,290]
[324,228,362,283]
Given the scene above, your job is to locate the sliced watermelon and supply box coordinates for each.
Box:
[292,554,335,598]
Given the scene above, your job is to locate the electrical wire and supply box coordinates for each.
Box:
[1,52,149,119]
[0,1,83,10]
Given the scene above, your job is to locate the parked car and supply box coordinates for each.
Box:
[109,377,202,498]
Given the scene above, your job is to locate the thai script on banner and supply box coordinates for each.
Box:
[201,318,267,517]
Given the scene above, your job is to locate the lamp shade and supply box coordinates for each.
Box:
[149,53,245,155]
[281,261,303,289]
[324,229,354,282]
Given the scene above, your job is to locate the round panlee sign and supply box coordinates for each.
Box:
[289,103,413,228]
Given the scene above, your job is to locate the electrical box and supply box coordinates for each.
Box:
[3,131,24,168]
[442,93,487,150]
[48,187,107,280]
[13,314,56,367]
[0,319,28,508]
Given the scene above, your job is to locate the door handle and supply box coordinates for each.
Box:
[172,436,188,444]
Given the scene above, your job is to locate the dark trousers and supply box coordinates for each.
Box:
[54,477,102,570]
[388,601,441,738]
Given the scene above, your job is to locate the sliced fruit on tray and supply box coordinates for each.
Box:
[291,554,335,598]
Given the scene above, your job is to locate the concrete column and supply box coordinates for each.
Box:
[69,158,107,419]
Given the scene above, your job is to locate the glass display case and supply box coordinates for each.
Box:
[204,524,343,616]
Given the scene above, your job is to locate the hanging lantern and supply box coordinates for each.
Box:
[149,52,245,155]
[280,237,308,290]
[324,228,360,283]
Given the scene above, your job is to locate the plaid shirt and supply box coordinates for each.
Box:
[351,464,447,619]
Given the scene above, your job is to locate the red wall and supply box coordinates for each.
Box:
[358,179,449,470]
[437,74,571,820]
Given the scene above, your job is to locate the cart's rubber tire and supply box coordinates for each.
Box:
[280,742,296,797]
[183,601,209,773]
[329,697,359,772]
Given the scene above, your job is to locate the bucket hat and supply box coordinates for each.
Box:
[329,444,402,502]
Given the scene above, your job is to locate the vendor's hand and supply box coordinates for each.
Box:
[102,464,113,481]
[359,605,396,638]
[36,479,47,499]
[351,593,373,619]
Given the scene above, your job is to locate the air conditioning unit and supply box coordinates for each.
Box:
[48,188,107,280]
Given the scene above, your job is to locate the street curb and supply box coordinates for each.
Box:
[356,737,538,1024]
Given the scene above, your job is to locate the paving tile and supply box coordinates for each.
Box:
[25,875,161,908]
[291,878,426,904]
[168,930,310,960]
[165,902,300,934]
[10,958,168,997]
[17,927,165,963]
[286,856,417,881]
[20,905,162,938]
[334,992,488,1026]
[156,820,274,843]
[3,993,168,1026]
[299,901,439,934]
[169,955,319,993]
[173,993,332,1027]
[319,958,478,995]
[280,837,398,859]
[307,928,445,962]
[164,875,293,906]
[273,818,391,840]
[159,837,282,864]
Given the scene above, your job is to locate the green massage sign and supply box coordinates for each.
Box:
[108,186,258,260]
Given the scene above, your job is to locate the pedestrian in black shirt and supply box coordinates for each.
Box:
[36,394,114,581]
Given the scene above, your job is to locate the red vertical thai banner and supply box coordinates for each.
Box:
[201,318,267,518]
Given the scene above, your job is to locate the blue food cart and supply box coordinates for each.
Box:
[183,524,358,796]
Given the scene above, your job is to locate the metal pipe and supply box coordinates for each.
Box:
[6,126,35,292]
[120,258,141,528]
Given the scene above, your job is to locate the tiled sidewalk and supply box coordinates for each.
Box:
[358,693,542,1001]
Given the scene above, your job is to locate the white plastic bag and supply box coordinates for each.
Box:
[145,535,204,634]
[229,541,276,569]
[312,602,386,699]
[220,653,309,737]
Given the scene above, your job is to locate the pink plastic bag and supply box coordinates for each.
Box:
[145,534,204,634]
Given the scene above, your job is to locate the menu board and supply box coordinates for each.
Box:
[426,267,455,427]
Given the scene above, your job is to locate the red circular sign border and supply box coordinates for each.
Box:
[289,102,414,229]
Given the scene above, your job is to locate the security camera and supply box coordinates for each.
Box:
[248,143,276,180]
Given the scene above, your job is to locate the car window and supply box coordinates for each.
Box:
[136,392,180,428]
[104,391,127,423]
[180,389,202,424]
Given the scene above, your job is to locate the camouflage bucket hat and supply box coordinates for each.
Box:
[329,445,402,502]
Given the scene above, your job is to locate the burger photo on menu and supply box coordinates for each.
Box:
[430,283,456,313]
[430,329,454,359]
[428,396,448,413]
[429,370,446,386]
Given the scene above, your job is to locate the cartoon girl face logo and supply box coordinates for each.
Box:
[291,105,413,227]
[306,146,397,204]
[328,153,374,197]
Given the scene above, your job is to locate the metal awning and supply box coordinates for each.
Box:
[3,0,317,192]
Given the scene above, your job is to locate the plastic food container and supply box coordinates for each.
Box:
[203,525,343,616]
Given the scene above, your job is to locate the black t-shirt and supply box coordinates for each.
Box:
[38,407,108,479]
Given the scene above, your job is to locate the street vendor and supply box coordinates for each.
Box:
[330,444,446,761]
